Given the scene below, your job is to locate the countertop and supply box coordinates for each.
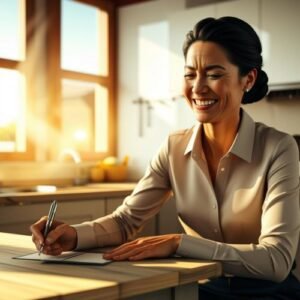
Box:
[0,183,137,205]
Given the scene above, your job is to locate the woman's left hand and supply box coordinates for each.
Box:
[103,234,182,261]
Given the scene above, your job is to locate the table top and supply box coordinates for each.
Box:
[0,232,222,300]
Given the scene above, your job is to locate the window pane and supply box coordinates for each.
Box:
[61,0,108,76]
[0,68,26,152]
[61,79,108,153]
[0,0,25,60]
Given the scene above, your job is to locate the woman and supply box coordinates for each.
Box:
[31,17,300,299]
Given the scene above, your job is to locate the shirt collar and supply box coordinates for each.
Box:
[183,109,255,163]
[184,122,201,156]
[230,109,255,163]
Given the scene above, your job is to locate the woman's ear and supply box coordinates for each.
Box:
[244,68,258,91]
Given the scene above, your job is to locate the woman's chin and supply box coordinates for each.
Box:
[194,111,213,124]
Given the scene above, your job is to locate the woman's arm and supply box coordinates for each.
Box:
[73,137,172,250]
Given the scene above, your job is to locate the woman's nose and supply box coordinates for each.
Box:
[192,77,208,94]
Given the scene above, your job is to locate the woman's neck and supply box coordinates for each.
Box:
[202,112,241,159]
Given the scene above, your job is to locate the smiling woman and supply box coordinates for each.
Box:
[30,16,300,299]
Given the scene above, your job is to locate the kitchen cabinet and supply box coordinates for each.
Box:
[0,199,105,235]
[0,184,183,240]
[215,0,300,86]
[261,0,300,85]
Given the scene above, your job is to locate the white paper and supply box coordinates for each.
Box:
[14,251,111,265]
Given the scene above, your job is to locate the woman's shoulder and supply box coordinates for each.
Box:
[168,124,198,139]
[255,121,295,143]
[254,121,298,153]
[167,125,197,146]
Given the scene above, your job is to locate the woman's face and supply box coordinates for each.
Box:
[182,41,252,125]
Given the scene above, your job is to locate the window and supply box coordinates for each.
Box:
[0,0,34,160]
[0,0,116,161]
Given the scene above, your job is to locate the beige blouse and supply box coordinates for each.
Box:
[74,110,300,283]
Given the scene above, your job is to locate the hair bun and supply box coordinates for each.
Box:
[242,70,269,104]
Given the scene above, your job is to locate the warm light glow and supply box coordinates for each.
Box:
[61,79,108,153]
[95,85,108,152]
[0,70,21,126]
[73,129,87,141]
[0,68,26,152]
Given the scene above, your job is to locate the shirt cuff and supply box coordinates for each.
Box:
[176,234,218,260]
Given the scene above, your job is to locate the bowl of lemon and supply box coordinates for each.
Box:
[101,156,129,182]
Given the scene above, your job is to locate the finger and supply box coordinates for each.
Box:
[32,236,42,251]
[110,245,150,261]
[30,216,48,244]
[129,249,153,261]
[45,223,69,245]
[106,237,156,256]
[43,245,63,256]
[105,243,138,257]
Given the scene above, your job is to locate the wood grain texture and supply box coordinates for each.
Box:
[0,231,221,299]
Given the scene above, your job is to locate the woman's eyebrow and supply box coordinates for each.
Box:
[204,64,226,71]
[184,64,226,71]
[184,65,196,70]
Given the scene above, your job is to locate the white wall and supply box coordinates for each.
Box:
[117,0,300,180]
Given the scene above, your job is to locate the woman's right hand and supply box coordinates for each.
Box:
[30,216,78,256]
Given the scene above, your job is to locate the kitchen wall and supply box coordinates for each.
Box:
[117,0,300,180]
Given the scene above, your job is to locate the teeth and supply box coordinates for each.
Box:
[194,99,216,106]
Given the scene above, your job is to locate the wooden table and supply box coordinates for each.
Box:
[0,232,222,300]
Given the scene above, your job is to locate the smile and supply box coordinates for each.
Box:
[193,99,217,107]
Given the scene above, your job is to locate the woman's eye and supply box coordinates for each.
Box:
[184,73,195,79]
[207,74,223,79]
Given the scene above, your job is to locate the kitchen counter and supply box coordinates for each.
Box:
[0,182,143,236]
[0,183,137,205]
[0,181,177,242]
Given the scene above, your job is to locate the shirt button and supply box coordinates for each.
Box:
[213,204,217,209]
[214,229,218,233]
[220,167,225,172]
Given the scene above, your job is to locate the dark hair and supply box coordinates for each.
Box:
[183,17,268,104]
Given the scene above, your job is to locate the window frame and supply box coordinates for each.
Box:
[46,0,117,161]
[0,0,35,161]
[0,0,117,162]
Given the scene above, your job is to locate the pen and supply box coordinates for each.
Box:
[39,200,58,255]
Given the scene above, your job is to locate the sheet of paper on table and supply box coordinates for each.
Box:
[14,251,111,265]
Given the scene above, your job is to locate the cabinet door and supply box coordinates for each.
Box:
[0,199,105,235]
[106,198,157,237]
[261,0,300,84]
